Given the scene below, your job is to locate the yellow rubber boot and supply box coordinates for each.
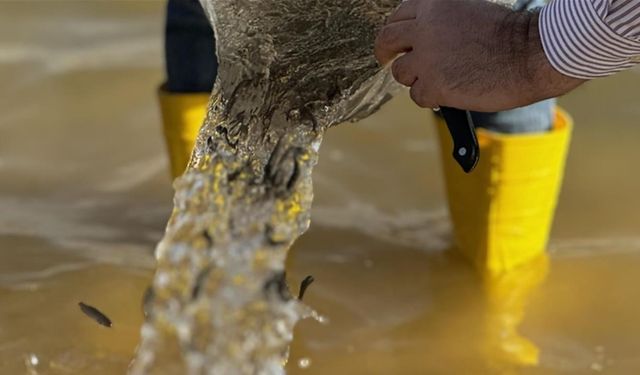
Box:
[436,108,572,274]
[158,89,209,179]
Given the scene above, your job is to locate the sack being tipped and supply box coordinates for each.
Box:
[131,1,401,374]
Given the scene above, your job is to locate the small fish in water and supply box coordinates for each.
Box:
[202,230,213,247]
[78,302,112,328]
[265,224,287,246]
[298,275,314,301]
[263,271,291,301]
[192,266,213,300]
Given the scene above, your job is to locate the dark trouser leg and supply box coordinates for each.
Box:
[165,0,218,93]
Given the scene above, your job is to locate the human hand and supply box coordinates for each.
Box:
[374,0,584,112]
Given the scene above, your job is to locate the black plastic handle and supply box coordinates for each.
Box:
[439,107,479,173]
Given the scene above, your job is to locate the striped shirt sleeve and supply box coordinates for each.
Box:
[539,0,640,79]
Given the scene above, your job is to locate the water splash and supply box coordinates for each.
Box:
[130,1,400,374]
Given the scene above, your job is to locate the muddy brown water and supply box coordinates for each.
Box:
[2,2,640,374]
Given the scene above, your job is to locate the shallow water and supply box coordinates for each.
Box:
[2,2,640,375]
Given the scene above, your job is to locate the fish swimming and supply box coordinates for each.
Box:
[298,275,315,301]
[78,302,112,328]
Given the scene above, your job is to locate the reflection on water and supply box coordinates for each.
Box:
[2,1,640,375]
[483,255,549,370]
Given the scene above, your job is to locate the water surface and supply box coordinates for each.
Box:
[2,2,640,374]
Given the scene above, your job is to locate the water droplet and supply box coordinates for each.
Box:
[311,312,330,325]
[28,354,38,366]
[298,358,311,369]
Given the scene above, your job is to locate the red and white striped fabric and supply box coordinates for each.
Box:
[540,0,640,79]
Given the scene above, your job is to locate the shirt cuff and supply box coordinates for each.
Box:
[539,0,640,79]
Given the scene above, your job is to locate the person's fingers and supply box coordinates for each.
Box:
[391,54,417,87]
[387,0,419,23]
[374,20,415,66]
[409,80,438,109]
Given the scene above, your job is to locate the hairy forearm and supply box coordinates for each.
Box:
[521,10,585,105]
[441,5,583,109]
[439,4,534,101]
